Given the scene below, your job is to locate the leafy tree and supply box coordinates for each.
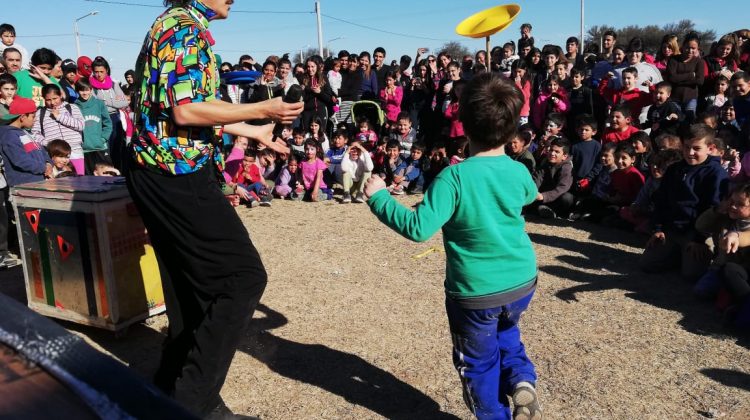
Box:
[586,20,717,54]
[436,41,472,61]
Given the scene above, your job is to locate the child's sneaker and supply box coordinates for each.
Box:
[391,186,405,195]
[512,382,542,420]
[259,195,272,207]
[353,193,365,203]
[341,192,352,203]
[537,205,556,219]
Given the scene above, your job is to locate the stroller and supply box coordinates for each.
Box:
[349,100,386,137]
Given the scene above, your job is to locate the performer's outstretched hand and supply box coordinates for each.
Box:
[364,175,387,200]
[264,97,304,124]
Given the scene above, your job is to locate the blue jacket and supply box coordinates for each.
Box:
[395,156,422,182]
[0,126,50,186]
[360,70,378,100]
[652,156,728,232]
[571,140,602,181]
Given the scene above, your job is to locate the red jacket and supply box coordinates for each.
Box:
[602,125,639,145]
[609,166,645,205]
[598,77,654,121]
[444,102,465,138]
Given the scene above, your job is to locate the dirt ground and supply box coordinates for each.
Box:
[6,195,750,419]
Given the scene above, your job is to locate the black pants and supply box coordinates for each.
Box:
[126,162,267,417]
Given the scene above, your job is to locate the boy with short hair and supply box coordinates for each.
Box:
[533,112,565,161]
[507,127,536,174]
[364,72,541,420]
[325,129,349,187]
[602,104,639,144]
[566,68,594,134]
[572,114,602,193]
[0,97,52,185]
[0,24,28,70]
[13,48,61,107]
[75,78,113,175]
[640,124,729,281]
[390,142,425,195]
[388,112,417,157]
[598,67,654,123]
[377,140,403,188]
[0,73,17,120]
[532,137,575,218]
[645,81,683,137]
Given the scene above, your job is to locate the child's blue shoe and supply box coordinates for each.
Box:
[693,268,721,299]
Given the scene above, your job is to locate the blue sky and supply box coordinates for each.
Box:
[8,0,748,80]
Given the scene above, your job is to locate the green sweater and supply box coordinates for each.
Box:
[75,96,113,152]
[14,70,60,108]
[368,155,538,299]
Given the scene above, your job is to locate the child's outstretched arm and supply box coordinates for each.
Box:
[364,174,457,242]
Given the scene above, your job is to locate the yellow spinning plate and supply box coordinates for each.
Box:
[455,4,521,69]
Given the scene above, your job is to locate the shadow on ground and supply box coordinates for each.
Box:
[701,368,750,392]
[529,229,745,341]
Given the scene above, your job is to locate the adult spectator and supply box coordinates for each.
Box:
[89,56,128,171]
[565,36,585,70]
[666,32,705,123]
[599,30,617,62]
[300,56,334,133]
[359,51,378,100]
[2,48,21,74]
[373,47,392,90]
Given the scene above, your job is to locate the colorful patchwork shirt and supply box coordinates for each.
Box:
[131,0,223,175]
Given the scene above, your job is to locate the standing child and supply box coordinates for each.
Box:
[300,139,333,201]
[531,75,569,132]
[512,60,532,126]
[640,124,730,281]
[325,130,349,187]
[32,84,85,174]
[645,81,683,137]
[444,83,465,139]
[340,141,374,203]
[566,68,594,137]
[74,78,113,174]
[379,71,403,128]
[598,67,654,123]
[364,73,542,420]
[602,105,639,145]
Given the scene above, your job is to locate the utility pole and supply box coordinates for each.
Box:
[580,0,585,52]
[315,1,324,57]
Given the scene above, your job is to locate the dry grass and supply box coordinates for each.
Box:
[52,196,750,418]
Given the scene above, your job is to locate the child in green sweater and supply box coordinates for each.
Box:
[365,73,541,420]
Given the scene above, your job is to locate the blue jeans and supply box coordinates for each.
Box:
[445,290,537,420]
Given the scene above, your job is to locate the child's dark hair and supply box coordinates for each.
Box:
[622,66,638,78]
[410,142,426,154]
[576,114,598,131]
[511,59,531,82]
[46,139,72,157]
[570,67,585,78]
[396,111,411,123]
[303,139,324,159]
[716,75,730,87]
[31,48,57,67]
[287,154,299,165]
[731,182,750,199]
[655,81,672,93]
[731,71,750,84]
[386,140,401,150]
[517,129,533,146]
[75,77,92,92]
[458,73,523,150]
[545,112,565,128]
[41,83,62,97]
[243,149,257,158]
[0,23,16,37]
[91,56,111,75]
[601,142,618,156]
[503,41,516,54]
[611,104,632,119]
[451,136,469,156]
[550,137,570,155]
[698,112,718,127]
[629,131,652,152]
[687,123,717,146]
[0,73,17,88]
[650,148,682,171]
[615,142,636,160]
[292,127,306,137]
[357,116,370,127]
[333,129,348,141]
[450,81,465,102]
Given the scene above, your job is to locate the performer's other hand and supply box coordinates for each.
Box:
[256,123,291,155]
[364,175,386,199]
[265,97,303,124]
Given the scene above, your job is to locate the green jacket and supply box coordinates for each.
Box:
[75,96,112,152]
[368,155,538,298]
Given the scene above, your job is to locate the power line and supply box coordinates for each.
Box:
[20,34,71,38]
[83,0,312,14]
[80,34,142,44]
[321,13,450,42]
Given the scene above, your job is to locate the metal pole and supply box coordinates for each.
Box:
[580,0,585,53]
[315,1,324,57]
[74,21,80,58]
[486,36,491,72]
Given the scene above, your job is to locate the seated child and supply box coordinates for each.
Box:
[531,137,574,219]
[602,104,639,144]
[390,142,425,195]
[531,75,569,131]
[618,149,683,233]
[709,137,741,178]
[224,136,249,178]
[388,112,417,157]
[571,114,601,193]
[233,151,272,207]
[571,143,644,222]
[325,129,349,186]
[258,148,279,187]
[699,75,730,115]
[507,128,536,174]
[371,138,388,175]
[598,67,654,123]
[300,140,333,201]
[694,184,750,305]
[355,117,378,152]
[645,81,683,137]
[640,124,729,281]
[532,113,566,162]
[587,142,618,204]
[274,156,303,200]
[629,131,653,177]
[288,128,307,162]
[424,142,450,190]
[378,140,403,189]
[364,72,542,420]
[654,133,682,152]
[340,141,374,203]
[46,139,76,178]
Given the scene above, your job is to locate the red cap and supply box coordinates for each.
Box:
[2,97,37,121]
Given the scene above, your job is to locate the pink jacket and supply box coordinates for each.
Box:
[531,89,569,130]
[515,79,532,117]
[444,102,464,138]
[380,86,403,122]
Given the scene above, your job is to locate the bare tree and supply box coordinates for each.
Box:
[586,20,717,54]
[436,41,472,61]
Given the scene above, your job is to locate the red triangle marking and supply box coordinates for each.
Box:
[57,235,75,261]
[25,210,41,234]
